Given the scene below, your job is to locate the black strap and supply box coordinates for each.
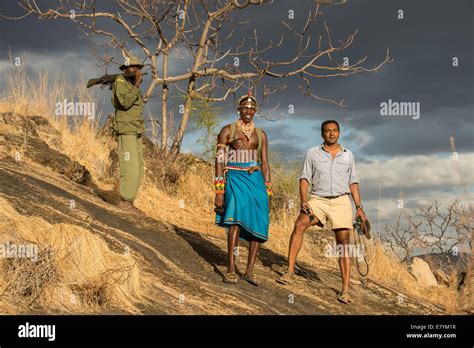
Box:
[353,227,369,277]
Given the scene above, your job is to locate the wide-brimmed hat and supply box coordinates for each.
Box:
[119,56,144,70]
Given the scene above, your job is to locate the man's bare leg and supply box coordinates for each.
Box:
[246,240,260,275]
[334,228,351,292]
[287,213,320,273]
[227,225,240,274]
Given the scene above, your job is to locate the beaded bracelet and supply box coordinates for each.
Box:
[265,181,273,196]
[214,176,225,194]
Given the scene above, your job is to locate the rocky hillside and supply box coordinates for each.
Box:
[0,112,457,314]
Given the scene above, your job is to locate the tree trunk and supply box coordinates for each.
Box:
[168,17,213,159]
[161,52,169,156]
[169,76,195,160]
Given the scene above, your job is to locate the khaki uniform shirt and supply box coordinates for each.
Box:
[111,75,145,135]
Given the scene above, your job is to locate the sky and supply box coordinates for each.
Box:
[0,0,473,242]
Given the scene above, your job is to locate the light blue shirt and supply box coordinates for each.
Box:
[299,144,359,197]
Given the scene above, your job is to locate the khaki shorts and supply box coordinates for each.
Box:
[307,194,353,230]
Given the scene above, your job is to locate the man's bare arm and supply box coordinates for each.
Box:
[215,126,229,178]
[350,183,367,221]
[349,183,361,206]
[300,179,310,206]
[214,126,229,208]
[261,130,271,183]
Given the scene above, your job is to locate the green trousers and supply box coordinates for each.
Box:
[118,134,144,202]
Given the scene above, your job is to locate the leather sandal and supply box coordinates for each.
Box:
[243,273,259,286]
[223,272,238,284]
[337,290,353,304]
[276,271,294,285]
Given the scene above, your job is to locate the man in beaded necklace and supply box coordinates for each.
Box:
[214,91,272,286]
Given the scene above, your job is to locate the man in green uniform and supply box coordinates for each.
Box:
[111,56,145,212]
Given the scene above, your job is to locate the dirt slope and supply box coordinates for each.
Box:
[1,149,447,312]
[0,112,447,314]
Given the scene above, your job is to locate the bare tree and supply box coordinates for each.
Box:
[381,214,422,263]
[416,200,472,264]
[4,0,392,159]
[382,200,473,268]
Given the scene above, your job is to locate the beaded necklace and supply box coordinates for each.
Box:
[236,119,256,140]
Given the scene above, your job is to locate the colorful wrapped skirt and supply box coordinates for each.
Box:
[215,162,269,242]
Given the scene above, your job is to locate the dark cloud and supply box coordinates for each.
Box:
[360,120,474,156]
[0,1,87,55]
[0,0,472,160]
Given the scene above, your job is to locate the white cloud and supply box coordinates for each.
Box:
[0,60,11,74]
[356,153,474,234]
[358,153,474,189]
[352,130,374,148]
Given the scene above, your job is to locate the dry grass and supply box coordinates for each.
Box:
[365,239,468,312]
[0,56,147,314]
[0,197,150,314]
[0,55,468,314]
[138,159,466,312]
[57,116,115,190]
[0,55,114,190]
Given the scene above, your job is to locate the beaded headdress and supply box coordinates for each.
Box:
[238,90,257,108]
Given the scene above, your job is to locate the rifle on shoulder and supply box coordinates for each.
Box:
[86,72,148,89]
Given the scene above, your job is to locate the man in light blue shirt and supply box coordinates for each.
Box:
[277,120,367,304]
[299,142,360,197]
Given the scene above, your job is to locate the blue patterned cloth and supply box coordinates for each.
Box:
[215,162,269,242]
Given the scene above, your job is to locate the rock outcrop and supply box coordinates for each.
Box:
[410,257,439,287]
